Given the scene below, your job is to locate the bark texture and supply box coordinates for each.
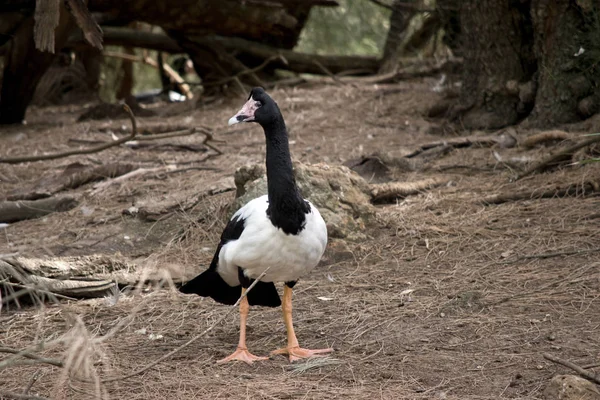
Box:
[526,0,600,127]
[455,0,535,129]
[0,2,75,124]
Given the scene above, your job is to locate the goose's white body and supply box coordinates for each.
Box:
[217,195,328,285]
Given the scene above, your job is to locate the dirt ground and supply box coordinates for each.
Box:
[1,80,599,400]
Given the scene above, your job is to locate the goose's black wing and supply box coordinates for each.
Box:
[179,213,281,307]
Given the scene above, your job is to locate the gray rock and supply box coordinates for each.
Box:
[543,375,600,400]
[232,162,375,240]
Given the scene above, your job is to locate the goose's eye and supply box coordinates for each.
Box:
[255,101,262,107]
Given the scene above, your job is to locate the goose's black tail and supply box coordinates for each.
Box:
[179,268,281,307]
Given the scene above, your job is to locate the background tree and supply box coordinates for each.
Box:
[434,0,600,129]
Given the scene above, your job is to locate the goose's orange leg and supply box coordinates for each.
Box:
[271,285,333,362]
[217,288,268,364]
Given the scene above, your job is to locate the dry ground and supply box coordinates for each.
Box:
[1,80,599,399]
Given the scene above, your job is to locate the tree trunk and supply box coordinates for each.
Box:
[525,0,599,127]
[435,0,536,130]
[379,0,415,73]
[0,3,75,124]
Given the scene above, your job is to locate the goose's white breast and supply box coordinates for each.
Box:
[217,195,327,285]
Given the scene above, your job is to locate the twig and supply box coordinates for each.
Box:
[0,391,50,400]
[312,60,346,86]
[204,55,286,87]
[543,353,600,385]
[0,105,137,164]
[0,346,64,369]
[98,267,271,383]
[500,247,600,264]
[23,371,42,395]
[515,135,600,180]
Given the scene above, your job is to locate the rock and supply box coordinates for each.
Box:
[543,375,600,400]
[232,162,375,240]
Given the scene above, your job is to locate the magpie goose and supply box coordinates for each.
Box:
[180,87,332,364]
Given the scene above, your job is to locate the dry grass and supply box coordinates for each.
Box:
[1,81,600,399]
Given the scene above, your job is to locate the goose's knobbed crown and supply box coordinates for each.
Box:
[228,87,283,128]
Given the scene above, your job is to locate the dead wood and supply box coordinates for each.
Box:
[0,347,64,368]
[543,353,600,385]
[64,0,103,50]
[370,177,449,203]
[0,255,144,303]
[515,135,600,180]
[33,0,61,53]
[0,196,79,223]
[521,130,573,148]
[103,51,192,99]
[0,104,137,164]
[482,182,599,205]
[97,27,380,76]
[7,163,135,201]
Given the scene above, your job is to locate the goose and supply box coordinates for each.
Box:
[180,87,332,364]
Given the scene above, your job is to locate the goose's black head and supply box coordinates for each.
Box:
[228,87,282,128]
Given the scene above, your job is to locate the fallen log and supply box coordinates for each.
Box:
[370,177,450,203]
[0,255,186,305]
[0,196,79,223]
[94,27,380,76]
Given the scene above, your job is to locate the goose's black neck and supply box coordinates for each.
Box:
[263,115,309,235]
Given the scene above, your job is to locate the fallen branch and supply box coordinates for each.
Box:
[370,177,448,203]
[0,196,79,223]
[482,182,599,205]
[543,353,600,385]
[515,135,600,180]
[0,105,137,164]
[8,163,136,201]
[89,167,162,196]
[0,346,64,369]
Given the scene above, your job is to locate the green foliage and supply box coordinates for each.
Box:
[296,0,390,56]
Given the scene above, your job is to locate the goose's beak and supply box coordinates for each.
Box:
[228,97,259,125]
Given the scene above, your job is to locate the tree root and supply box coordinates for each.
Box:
[482,181,599,205]
[515,134,600,180]
[543,353,600,385]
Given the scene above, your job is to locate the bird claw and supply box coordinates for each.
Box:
[271,346,333,362]
[217,347,269,365]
